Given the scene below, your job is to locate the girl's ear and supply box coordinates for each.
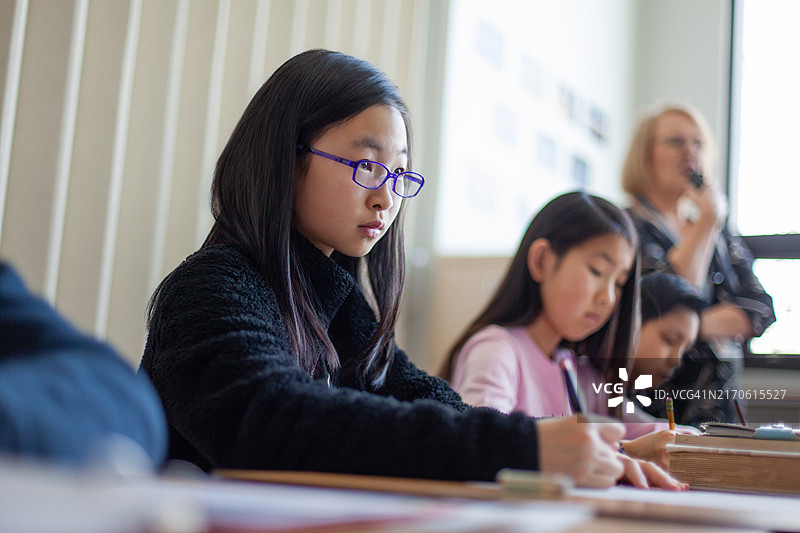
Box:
[527,238,552,282]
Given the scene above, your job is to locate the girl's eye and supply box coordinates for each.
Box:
[394,167,406,174]
[589,267,602,277]
[358,161,373,172]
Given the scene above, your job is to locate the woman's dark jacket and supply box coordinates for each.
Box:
[141,237,539,480]
[628,199,776,426]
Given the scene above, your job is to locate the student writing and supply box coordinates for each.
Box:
[140,50,641,487]
[441,192,685,488]
[619,272,707,468]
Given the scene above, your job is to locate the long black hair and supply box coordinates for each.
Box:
[440,191,641,399]
[151,50,411,385]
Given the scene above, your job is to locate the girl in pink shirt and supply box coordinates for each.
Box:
[441,192,693,469]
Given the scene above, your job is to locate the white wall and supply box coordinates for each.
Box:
[632,0,732,183]
[434,0,637,257]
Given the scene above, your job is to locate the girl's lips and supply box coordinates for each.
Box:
[360,220,385,230]
[358,225,382,238]
[358,220,385,236]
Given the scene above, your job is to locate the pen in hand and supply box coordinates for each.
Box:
[558,356,584,415]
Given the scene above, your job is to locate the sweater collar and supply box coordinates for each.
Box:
[291,231,356,330]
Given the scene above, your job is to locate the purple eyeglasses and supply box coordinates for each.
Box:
[297,145,424,198]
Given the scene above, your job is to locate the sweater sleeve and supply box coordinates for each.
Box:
[0,263,167,466]
[141,249,539,481]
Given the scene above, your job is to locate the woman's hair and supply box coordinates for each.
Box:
[151,49,411,386]
[640,272,707,323]
[621,102,716,198]
[440,191,641,395]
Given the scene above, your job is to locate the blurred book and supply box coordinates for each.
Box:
[700,422,800,440]
[667,428,800,495]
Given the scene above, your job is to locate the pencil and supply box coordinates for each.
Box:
[734,398,748,426]
[558,357,584,414]
[666,397,675,430]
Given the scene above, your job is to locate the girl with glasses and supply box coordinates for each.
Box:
[142,49,653,487]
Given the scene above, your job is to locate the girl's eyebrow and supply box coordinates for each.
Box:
[596,251,632,275]
[598,252,618,266]
[351,137,408,157]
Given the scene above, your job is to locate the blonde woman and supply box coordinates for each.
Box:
[621,102,775,426]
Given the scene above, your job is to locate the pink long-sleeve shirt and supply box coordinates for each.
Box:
[450,325,684,439]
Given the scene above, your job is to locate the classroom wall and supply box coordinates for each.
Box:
[0,0,449,365]
[633,0,732,182]
[0,0,733,372]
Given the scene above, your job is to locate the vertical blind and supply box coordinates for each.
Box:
[0,0,444,365]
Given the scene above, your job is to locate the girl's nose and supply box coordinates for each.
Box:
[668,348,683,368]
[598,282,616,307]
[369,180,395,211]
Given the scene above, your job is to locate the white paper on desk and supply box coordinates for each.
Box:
[140,478,438,530]
[148,478,594,533]
[400,500,593,533]
[0,457,593,533]
[0,466,419,533]
[571,485,799,513]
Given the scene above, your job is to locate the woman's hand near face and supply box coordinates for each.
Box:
[536,415,625,488]
[683,183,727,229]
[669,184,728,287]
[619,430,675,470]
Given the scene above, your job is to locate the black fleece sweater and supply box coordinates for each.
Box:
[141,236,539,480]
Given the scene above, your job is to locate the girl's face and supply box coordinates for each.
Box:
[294,104,407,257]
[632,306,700,386]
[535,233,634,344]
[650,111,704,196]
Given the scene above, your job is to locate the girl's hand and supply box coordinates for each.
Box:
[617,453,688,491]
[536,415,625,488]
[619,429,676,470]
